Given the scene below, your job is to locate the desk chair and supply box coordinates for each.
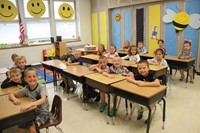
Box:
[39,95,63,133]
[173,65,195,83]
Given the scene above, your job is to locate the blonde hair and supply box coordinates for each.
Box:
[24,67,38,77]
[17,56,27,63]
[9,67,21,75]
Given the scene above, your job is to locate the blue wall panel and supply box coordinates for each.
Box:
[124,9,131,43]
[183,0,200,60]
[164,2,179,56]
[112,10,121,50]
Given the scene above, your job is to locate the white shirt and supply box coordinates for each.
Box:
[121,54,140,63]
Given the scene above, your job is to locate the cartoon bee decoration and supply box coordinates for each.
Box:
[162,9,200,32]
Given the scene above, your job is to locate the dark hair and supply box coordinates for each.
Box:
[67,47,72,50]
[99,44,106,52]
[11,54,19,61]
[128,45,138,56]
[137,60,149,68]
[158,39,164,44]
[99,55,107,60]
[110,44,117,52]
[184,39,191,46]
[155,48,165,58]
[138,41,143,44]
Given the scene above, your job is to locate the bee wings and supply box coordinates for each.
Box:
[189,14,200,29]
[162,9,176,23]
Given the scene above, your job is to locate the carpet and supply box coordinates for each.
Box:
[35,66,61,83]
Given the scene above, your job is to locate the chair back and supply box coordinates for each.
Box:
[50,95,62,125]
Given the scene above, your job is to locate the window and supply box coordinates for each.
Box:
[0,0,79,47]
[54,1,78,40]
[0,0,20,45]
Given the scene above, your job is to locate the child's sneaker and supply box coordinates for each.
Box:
[179,75,185,81]
[137,106,144,120]
[109,108,117,117]
[99,103,107,112]
[189,80,194,84]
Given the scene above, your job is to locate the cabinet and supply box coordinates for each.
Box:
[54,41,66,59]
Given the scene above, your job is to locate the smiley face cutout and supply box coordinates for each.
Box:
[58,3,74,20]
[27,0,46,18]
[0,0,17,21]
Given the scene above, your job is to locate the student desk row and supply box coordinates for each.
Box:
[0,94,36,131]
[118,51,195,83]
[41,60,167,133]
[82,54,168,84]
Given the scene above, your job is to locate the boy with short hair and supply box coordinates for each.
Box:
[60,47,75,62]
[127,60,160,122]
[1,67,27,89]
[17,56,32,78]
[9,68,49,133]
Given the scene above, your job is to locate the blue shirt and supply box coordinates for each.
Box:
[134,71,156,82]
[72,57,83,65]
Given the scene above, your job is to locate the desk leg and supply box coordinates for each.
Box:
[44,68,46,82]
[162,98,166,129]
[186,68,189,83]
[106,93,111,124]
[83,83,88,110]
[146,106,152,133]
[53,71,57,91]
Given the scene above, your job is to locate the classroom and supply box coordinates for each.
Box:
[0,0,200,133]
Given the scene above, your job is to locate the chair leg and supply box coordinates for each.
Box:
[55,125,64,133]
[46,127,49,133]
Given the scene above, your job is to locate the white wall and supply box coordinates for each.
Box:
[0,0,92,68]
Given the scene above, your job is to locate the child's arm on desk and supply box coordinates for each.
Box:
[102,72,115,78]
[20,95,47,111]
[127,77,160,87]
[66,62,80,66]
[9,93,21,105]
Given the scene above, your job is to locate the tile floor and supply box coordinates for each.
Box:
[3,73,200,133]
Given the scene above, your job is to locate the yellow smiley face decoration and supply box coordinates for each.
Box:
[58,3,74,20]
[0,0,17,21]
[115,14,121,21]
[27,0,46,18]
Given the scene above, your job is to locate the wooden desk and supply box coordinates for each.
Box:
[140,54,195,83]
[82,54,99,64]
[84,73,126,118]
[0,68,8,75]
[53,65,95,100]
[82,54,168,84]
[0,95,36,130]
[0,87,20,96]
[111,80,167,133]
[118,50,128,57]
[42,60,66,87]
[76,48,98,55]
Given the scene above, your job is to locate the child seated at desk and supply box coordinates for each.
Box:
[147,48,168,85]
[9,68,49,133]
[137,41,147,54]
[121,41,130,51]
[89,56,109,112]
[97,44,106,56]
[127,60,160,123]
[63,50,83,92]
[9,53,19,69]
[121,45,140,63]
[1,67,27,89]
[154,39,166,54]
[104,44,118,59]
[60,47,75,62]
[17,56,32,79]
[103,56,133,116]
[178,39,193,83]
